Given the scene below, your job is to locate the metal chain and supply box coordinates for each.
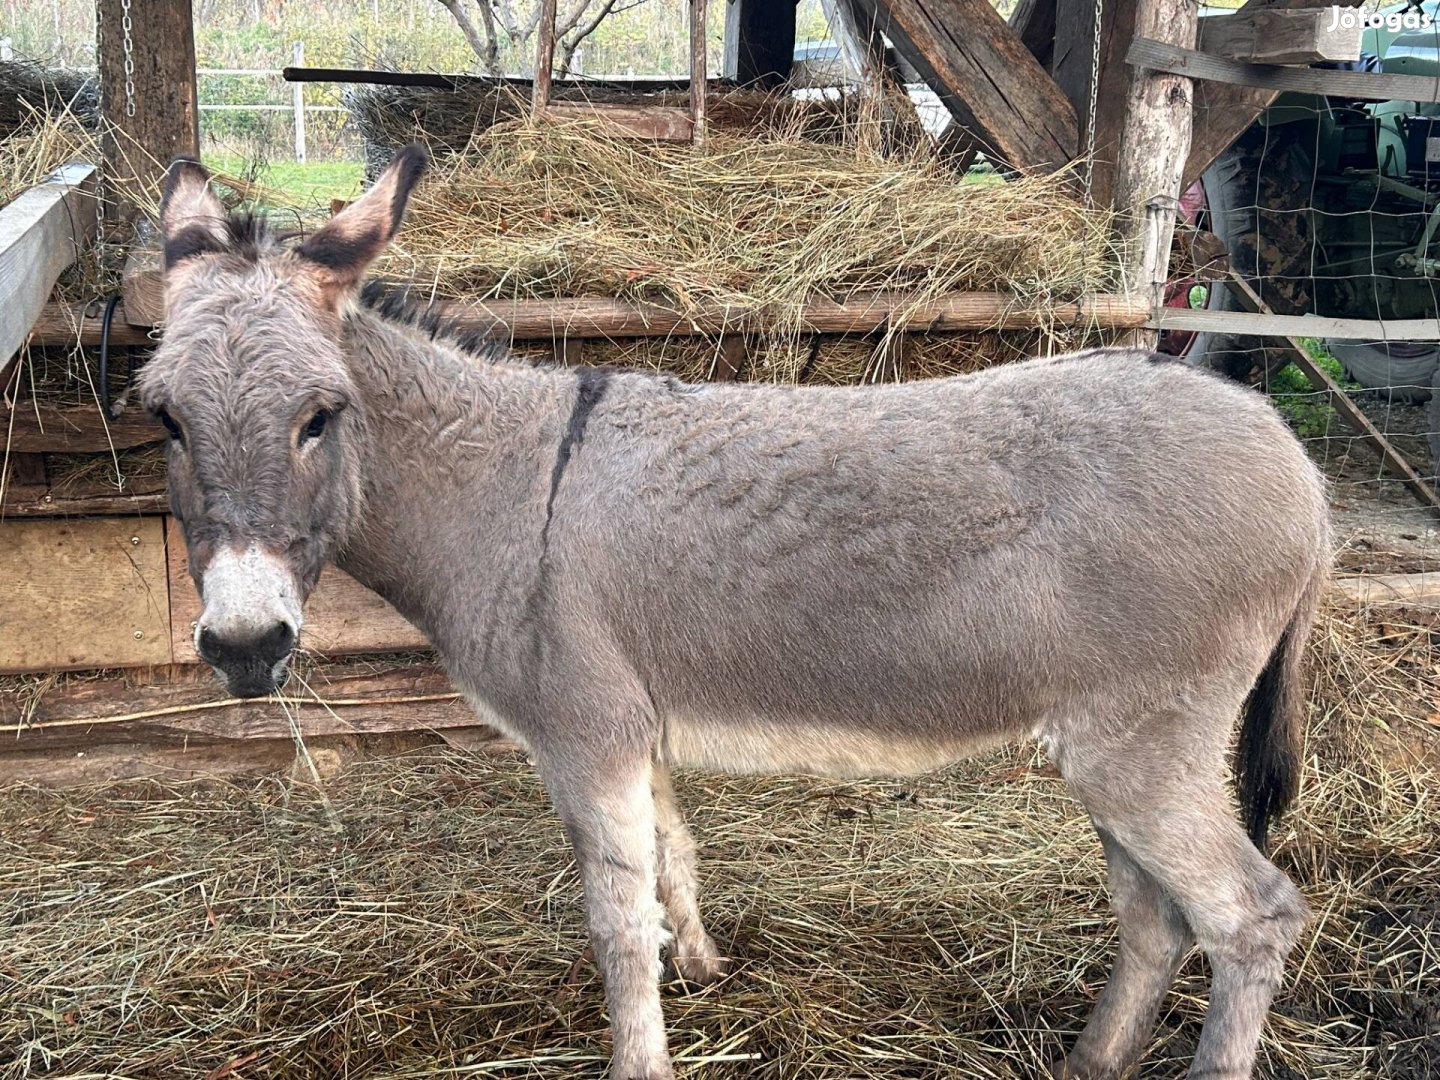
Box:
[121,0,136,118]
[1083,0,1105,204]
[93,0,107,251]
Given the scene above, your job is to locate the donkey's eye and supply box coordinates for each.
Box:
[300,408,332,446]
[156,409,184,446]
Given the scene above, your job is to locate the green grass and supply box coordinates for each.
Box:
[1269,338,1355,439]
[201,155,364,207]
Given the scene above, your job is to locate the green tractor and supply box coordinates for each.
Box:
[1172,1,1440,460]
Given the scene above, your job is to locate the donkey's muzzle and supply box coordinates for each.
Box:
[197,620,296,697]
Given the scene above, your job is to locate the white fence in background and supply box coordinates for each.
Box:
[19,42,342,162]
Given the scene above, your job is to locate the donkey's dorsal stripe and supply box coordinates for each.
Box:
[540,366,612,554]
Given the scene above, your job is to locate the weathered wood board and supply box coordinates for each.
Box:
[0,516,171,673]
[0,163,98,385]
[1197,7,1362,65]
[165,519,429,661]
[849,0,1077,171]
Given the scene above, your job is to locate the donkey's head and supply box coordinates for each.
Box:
[138,146,427,697]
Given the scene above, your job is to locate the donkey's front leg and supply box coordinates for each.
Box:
[544,753,673,1079]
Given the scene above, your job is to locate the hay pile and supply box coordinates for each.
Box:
[349,84,871,174]
[0,60,97,138]
[0,101,96,206]
[380,116,1120,348]
[0,600,1435,1079]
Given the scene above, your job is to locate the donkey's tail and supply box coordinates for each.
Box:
[1235,569,1325,854]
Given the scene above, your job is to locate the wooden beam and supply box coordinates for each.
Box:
[849,0,1078,171]
[1196,7,1361,65]
[1223,272,1440,517]
[542,103,694,141]
[722,0,797,89]
[1009,0,1057,70]
[1183,0,1366,188]
[1113,0,1197,348]
[96,0,198,217]
[0,163,98,382]
[0,489,168,518]
[0,516,172,674]
[1128,36,1440,103]
[1150,308,1440,341]
[1330,572,1440,610]
[2,403,163,454]
[33,291,1154,347]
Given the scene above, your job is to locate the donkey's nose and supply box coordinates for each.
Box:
[197,619,297,698]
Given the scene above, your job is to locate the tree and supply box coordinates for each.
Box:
[435,0,631,77]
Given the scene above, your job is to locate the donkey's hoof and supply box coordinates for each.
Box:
[1047,1056,1113,1080]
[611,1057,675,1080]
[667,944,730,988]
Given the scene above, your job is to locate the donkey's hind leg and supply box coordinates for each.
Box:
[1054,830,1193,1079]
[1057,708,1307,1080]
[652,764,728,987]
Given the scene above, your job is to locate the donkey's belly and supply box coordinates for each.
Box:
[658,712,1012,779]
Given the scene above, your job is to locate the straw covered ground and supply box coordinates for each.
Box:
[1,600,1436,1080]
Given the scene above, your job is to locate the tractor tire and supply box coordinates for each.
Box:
[1186,124,1319,382]
[1322,339,1439,404]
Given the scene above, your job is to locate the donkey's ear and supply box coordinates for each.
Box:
[160,157,229,270]
[293,144,427,307]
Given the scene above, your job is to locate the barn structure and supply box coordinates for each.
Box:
[2,0,1438,778]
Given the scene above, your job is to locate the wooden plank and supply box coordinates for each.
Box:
[542,103,694,141]
[849,0,1077,171]
[1150,307,1440,341]
[2,403,163,454]
[96,0,198,217]
[0,490,168,518]
[0,516,171,674]
[723,0,797,88]
[1113,0,1197,348]
[165,519,429,660]
[1128,36,1440,103]
[34,291,1154,345]
[0,163,98,383]
[1223,273,1440,517]
[1196,8,1362,66]
[1331,572,1440,609]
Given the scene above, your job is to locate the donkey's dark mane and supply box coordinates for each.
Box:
[356,280,514,364]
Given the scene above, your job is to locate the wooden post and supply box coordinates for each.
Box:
[1112,0,1197,347]
[690,0,708,145]
[533,0,557,113]
[722,0,797,88]
[291,41,307,164]
[96,0,199,219]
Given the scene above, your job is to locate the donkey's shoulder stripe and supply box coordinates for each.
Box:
[541,366,612,550]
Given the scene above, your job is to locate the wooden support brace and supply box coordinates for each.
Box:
[848,0,1077,171]
[33,291,1154,348]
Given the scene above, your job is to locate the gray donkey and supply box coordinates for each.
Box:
[140,145,1331,1080]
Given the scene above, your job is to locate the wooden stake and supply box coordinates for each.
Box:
[1112,0,1198,348]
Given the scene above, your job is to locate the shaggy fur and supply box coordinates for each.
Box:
[140,149,1333,1080]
